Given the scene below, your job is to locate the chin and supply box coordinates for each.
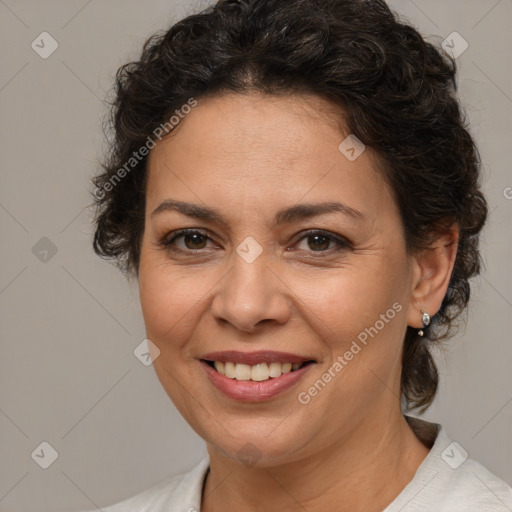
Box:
[202,419,314,468]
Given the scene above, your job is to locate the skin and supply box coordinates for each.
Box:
[138,92,459,512]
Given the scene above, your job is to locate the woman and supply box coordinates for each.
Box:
[89,0,512,510]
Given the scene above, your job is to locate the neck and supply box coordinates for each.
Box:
[201,411,430,512]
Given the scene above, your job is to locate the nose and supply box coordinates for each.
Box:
[210,248,291,333]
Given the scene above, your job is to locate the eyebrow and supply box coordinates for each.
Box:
[151,199,365,228]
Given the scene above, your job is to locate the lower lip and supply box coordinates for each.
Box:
[200,361,314,402]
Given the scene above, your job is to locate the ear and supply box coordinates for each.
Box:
[406,222,459,329]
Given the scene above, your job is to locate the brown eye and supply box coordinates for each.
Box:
[180,232,208,250]
[294,230,351,253]
[305,234,330,251]
[160,228,351,256]
[161,229,213,252]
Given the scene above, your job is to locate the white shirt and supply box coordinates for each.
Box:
[86,419,512,512]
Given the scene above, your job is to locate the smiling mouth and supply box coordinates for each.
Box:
[202,360,315,382]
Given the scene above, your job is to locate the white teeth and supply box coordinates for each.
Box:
[212,361,306,381]
[234,363,251,380]
[268,362,282,378]
[251,363,269,381]
[281,363,292,373]
[224,361,236,379]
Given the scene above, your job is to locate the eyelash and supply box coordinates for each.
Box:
[159,228,352,256]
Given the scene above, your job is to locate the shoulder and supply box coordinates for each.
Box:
[386,418,512,512]
[80,456,209,512]
[98,475,185,512]
[445,457,512,509]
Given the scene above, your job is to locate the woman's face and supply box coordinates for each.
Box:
[139,92,418,466]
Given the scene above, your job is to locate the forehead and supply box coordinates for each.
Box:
[145,92,396,226]
[150,93,348,164]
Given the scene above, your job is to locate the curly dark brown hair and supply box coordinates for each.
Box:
[91,0,488,412]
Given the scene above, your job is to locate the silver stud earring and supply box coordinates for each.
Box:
[418,310,430,337]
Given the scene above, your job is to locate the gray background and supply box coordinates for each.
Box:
[0,1,510,511]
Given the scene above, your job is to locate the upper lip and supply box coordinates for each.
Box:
[200,350,315,365]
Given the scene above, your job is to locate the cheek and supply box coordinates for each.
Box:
[288,253,407,339]
[138,250,217,353]
[289,260,407,400]
[138,250,185,345]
